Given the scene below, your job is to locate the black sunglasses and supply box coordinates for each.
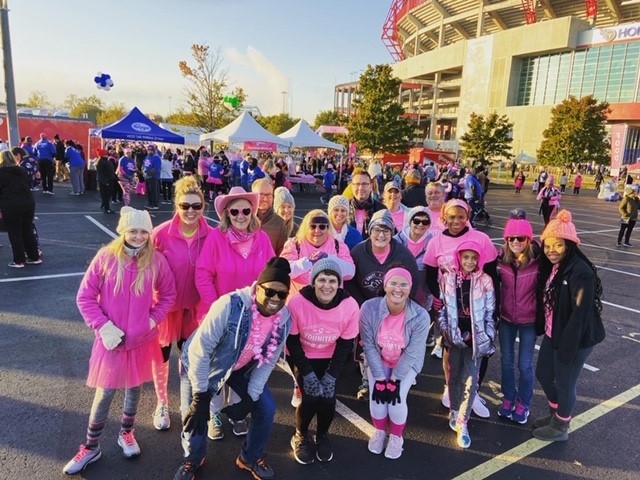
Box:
[507,236,528,243]
[309,224,328,231]
[178,202,204,211]
[411,218,430,226]
[259,285,288,300]
[229,207,252,217]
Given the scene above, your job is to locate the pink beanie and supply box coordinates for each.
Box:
[540,209,580,245]
[503,218,534,240]
[384,267,413,288]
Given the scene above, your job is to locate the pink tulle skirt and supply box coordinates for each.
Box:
[86,338,162,389]
[157,308,198,346]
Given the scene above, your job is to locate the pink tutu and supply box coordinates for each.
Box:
[157,308,198,346]
[86,338,162,389]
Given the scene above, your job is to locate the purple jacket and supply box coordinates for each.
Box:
[497,250,539,325]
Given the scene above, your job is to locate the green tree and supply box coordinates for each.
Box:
[256,113,298,135]
[313,110,348,143]
[96,103,127,126]
[165,108,200,126]
[178,43,246,132]
[64,94,105,122]
[537,95,610,167]
[25,91,53,109]
[346,64,413,157]
[459,112,514,167]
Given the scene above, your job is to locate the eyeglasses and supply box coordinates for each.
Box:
[352,182,371,187]
[259,285,289,300]
[507,236,528,243]
[228,207,252,217]
[371,227,392,236]
[178,202,204,211]
[411,218,430,226]
[258,193,273,198]
[309,224,328,231]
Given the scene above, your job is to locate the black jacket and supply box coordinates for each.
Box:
[536,255,606,363]
[0,166,35,212]
[401,185,426,208]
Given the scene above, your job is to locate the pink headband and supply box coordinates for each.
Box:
[384,267,413,288]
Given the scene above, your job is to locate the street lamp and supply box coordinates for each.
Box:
[281,90,287,114]
[1,0,19,146]
[168,96,172,117]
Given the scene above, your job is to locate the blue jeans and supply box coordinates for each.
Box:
[179,364,276,464]
[499,321,536,408]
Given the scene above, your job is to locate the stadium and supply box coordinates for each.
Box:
[338,1,640,171]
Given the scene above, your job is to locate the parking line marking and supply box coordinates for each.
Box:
[596,266,640,278]
[0,272,85,283]
[453,383,640,480]
[516,339,599,372]
[336,400,376,437]
[85,215,117,238]
[602,301,640,314]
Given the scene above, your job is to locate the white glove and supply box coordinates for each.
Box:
[149,318,156,330]
[99,320,124,350]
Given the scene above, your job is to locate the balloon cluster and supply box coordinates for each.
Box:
[94,72,114,91]
[223,95,239,110]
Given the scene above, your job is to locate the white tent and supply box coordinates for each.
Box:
[159,123,202,148]
[279,120,344,151]
[515,151,537,164]
[199,111,290,148]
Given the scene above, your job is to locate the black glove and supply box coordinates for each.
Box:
[183,391,212,436]
[302,372,323,397]
[319,373,336,399]
[371,380,388,404]
[386,379,401,406]
[222,397,254,421]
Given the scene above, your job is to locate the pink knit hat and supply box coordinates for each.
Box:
[503,218,533,240]
[540,209,580,245]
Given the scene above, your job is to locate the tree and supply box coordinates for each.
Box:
[313,110,348,143]
[178,43,246,132]
[537,95,610,167]
[96,103,127,126]
[64,94,105,122]
[25,91,53,109]
[459,112,514,167]
[165,108,200,126]
[256,113,298,135]
[346,64,413,157]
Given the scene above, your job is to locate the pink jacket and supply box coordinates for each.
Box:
[77,249,176,351]
[152,215,213,312]
[195,227,275,319]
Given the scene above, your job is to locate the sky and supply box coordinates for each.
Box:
[2,0,393,123]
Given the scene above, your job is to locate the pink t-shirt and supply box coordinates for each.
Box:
[234,311,276,370]
[373,244,390,264]
[427,207,446,231]
[355,209,367,235]
[288,293,360,358]
[390,208,405,232]
[407,237,426,258]
[377,311,406,368]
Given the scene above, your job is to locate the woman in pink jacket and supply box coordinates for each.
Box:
[194,186,275,439]
[63,207,176,475]
[150,176,213,431]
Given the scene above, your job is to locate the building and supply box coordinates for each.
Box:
[362,0,640,170]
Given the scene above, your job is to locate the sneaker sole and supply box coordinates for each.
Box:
[208,432,224,440]
[117,439,140,458]
[290,437,315,465]
[316,451,333,462]
[236,457,274,480]
[63,450,102,475]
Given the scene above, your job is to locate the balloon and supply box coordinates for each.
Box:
[94,72,115,91]
[223,95,239,109]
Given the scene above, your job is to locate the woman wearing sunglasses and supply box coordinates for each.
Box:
[195,185,276,439]
[281,209,355,296]
[496,210,540,425]
[150,176,213,431]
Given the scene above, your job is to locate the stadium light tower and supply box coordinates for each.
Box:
[0,0,20,147]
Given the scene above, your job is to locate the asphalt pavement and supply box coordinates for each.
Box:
[1,180,639,480]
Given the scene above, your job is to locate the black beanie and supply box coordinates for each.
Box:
[257,257,291,289]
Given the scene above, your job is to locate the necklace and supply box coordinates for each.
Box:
[249,300,281,368]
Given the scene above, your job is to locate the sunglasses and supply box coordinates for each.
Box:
[259,285,289,299]
[507,236,528,243]
[411,218,430,226]
[178,202,204,211]
[229,207,252,217]
[309,224,328,231]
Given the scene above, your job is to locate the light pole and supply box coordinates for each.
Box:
[281,90,287,114]
[168,96,172,117]
[1,0,19,147]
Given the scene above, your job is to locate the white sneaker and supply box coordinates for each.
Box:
[384,434,403,459]
[208,412,224,440]
[441,386,450,409]
[117,429,140,458]
[431,345,443,359]
[456,423,471,448]
[448,410,458,432]
[153,402,170,430]
[63,445,101,474]
[291,385,302,408]
[472,395,490,418]
[367,429,386,454]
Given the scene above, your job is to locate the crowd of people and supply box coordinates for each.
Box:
[27,151,606,480]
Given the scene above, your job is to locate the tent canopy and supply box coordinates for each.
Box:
[158,122,202,147]
[279,120,344,151]
[515,151,537,164]
[96,107,184,144]
[200,111,290,147]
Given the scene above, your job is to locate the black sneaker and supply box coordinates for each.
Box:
[173,458,205,480]
[290,433,315,465]
[236,454,275,480]
[315,434,333,462]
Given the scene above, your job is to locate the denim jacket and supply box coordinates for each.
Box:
[182,284,291,400]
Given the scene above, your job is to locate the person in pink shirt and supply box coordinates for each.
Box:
[382,181,408,233]
[280,209,355,296]
[63,207,176,475]
[286,258,359,465]
[195,185,275,439]
[425,181,447,231]
[360,266,429,460]
[537,176,561,226]
[150,176,214,431]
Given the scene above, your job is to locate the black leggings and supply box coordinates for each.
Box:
[160,340,186,363]
[618,220,636,244]
[289,357,336,437]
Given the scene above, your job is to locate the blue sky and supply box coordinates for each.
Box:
[3,0,393,122]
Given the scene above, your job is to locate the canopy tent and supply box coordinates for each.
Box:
[515,151,537,164]
[95,107,184,144]
[279,119,344,151]
[316,125,348,136]
[158,122,202,148]
[199,111,290,148]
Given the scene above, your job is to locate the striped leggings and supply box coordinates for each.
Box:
[84,386,141,447]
